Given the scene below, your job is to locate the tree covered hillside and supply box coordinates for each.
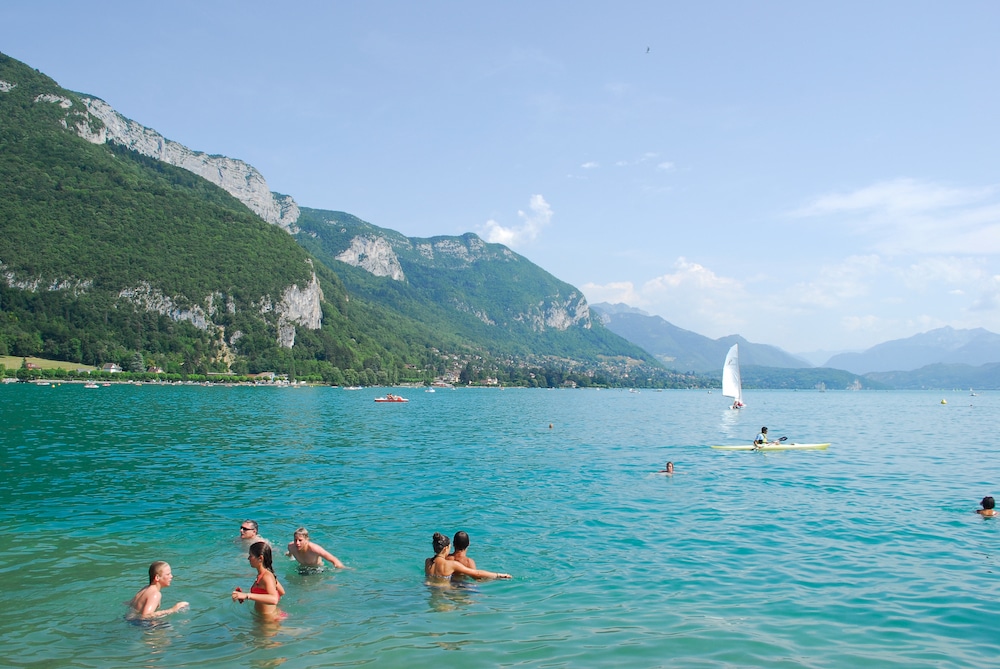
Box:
[0,52,696,387]
[294,208,686,385]
[0,53,402,379]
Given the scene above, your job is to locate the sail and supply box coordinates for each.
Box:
[722,343,743,406]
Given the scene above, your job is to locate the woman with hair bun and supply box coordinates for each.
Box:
[425,532,511,585]
[232,541,286,618]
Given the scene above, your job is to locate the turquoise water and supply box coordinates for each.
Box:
[1,384,998,668]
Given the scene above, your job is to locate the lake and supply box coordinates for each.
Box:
[1,384,997,667]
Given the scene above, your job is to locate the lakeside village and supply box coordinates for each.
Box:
[1,356,465,388]
[2,355,677,390]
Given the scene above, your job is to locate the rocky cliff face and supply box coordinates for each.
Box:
[118,268,323,349]
[329,224,590,332]
[336,236,406,281]
[23,89,323,348]
[42,94,301,233]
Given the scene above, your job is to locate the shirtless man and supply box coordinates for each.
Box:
[127,561,189,619]
[286,527,345,568]
[238,519,270,546]
[977,496,996,517]
[447,530,476,581]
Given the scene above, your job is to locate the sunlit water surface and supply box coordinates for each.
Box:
[1,384,998,668]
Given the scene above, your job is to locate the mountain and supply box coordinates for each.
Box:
[294,212,659,366]
[825,327,1000,374]
[591,303,811,373]
[0,52,678,387]
[865,362,1000,390]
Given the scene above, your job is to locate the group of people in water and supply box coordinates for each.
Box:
[128,522,511,621]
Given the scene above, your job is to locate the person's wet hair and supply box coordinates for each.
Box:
[453,531,470,551]
[250,540,276,575]
[243,519,259,532]
[982,496,995,510]
[432,532,450,554]
[148,561,168,584]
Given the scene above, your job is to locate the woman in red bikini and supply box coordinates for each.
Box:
[232,541,286,619]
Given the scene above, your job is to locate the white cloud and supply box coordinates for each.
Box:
[581,281,640,306]
[582,251,1000,351]
[585,258,750,336]
[481,194,553,248]
[792,178,994,217]
[581,161,599,169]
[970,274,1000,311]
[656,161,675,171]
[791,178,1000,255]
[614,152,660,167]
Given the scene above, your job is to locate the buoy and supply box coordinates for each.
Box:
[940,399,947,404]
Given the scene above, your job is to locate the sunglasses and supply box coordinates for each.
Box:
[239,527,255,532]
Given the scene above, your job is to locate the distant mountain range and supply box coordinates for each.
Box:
[591,303,810,373]
[592,304,1000,389]
[823,326,1000,374]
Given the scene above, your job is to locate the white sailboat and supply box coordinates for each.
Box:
[722,343,744,409]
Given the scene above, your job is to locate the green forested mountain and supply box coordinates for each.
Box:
[294,209,657,368]
[0,53,408,381]
[865,362,1000,390]
[0,52,683,387]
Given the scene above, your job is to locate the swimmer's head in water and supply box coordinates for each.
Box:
[249,540,275,571]
[983,496,996,510]
[148,560,170,584]
[453,531,470,551]
[432,532,450,554]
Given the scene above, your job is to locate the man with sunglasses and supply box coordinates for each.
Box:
[238,520,270,546]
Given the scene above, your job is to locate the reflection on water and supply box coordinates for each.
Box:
[426,583,478,612]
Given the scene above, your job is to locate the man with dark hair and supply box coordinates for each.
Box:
[447,531,477,582]
[977,496,996,517]
[238,519,270,545]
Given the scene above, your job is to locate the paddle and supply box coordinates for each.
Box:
[755,436,787,450]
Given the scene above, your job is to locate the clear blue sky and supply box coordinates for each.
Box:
[4,1,999,356]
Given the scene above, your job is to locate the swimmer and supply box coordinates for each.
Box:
[658,461,674,474]
[977,496,996,517]
[232,541,285,618]
[426,532,511,585]
[286,527,345,568]
[238,519,270,546]
[447,531,476,582]
[127,561,189,619]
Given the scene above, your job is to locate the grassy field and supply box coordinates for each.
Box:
[0,356,96,372]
